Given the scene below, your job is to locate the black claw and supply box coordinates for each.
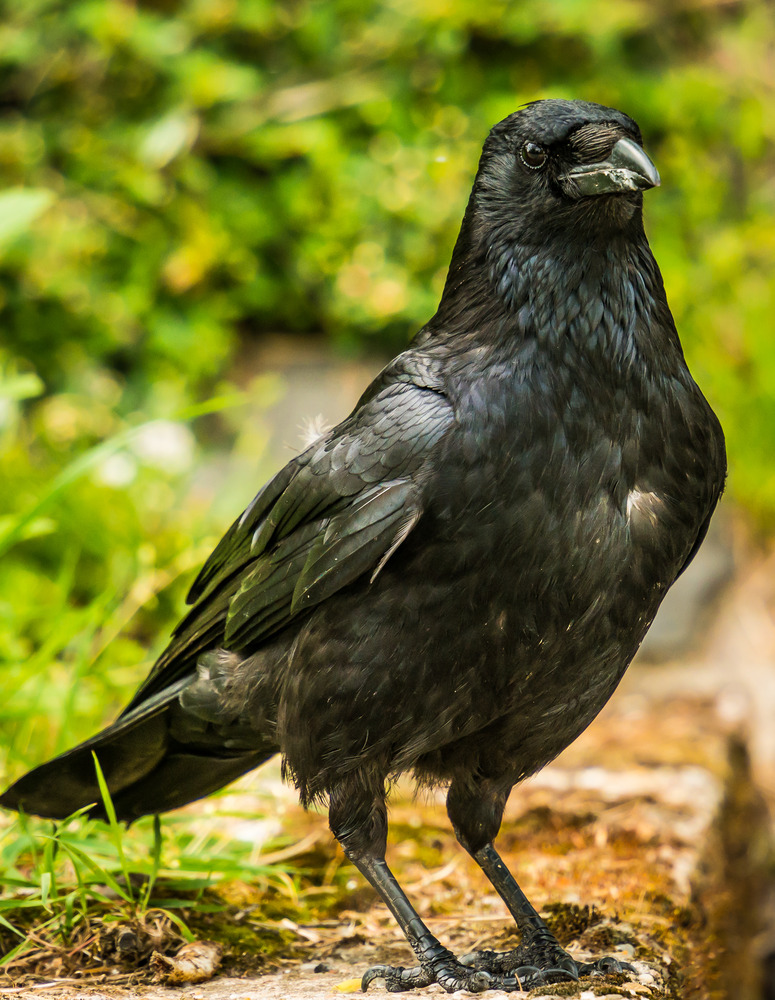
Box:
[463,970,491,993]
[511,964,542,978]
[512,966,550,990]
[361,965,388,991]
[549,965,580,982]
[554,956,581,979]
[362,963,434,993]
[576,955,636,977]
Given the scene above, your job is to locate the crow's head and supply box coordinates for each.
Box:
[469,100,659,250]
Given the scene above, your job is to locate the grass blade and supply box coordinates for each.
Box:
[53,839,133,905]
[141,814,163,911]
[91,752,132,899]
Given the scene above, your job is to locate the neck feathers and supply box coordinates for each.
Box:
[428,216,683,378]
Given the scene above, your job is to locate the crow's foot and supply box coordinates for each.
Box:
[361,958,530,993]
[361,945,635,993]
[461,946,634,984]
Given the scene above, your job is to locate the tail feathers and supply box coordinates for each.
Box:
[0,677,275,822]
[109,749,273,822]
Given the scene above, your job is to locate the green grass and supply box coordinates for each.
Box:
[0,778,341,977]
[0,368,345,979]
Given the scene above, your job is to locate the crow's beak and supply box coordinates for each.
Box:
[562,137,660,197]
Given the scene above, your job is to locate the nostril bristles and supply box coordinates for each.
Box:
[568,123,625,162]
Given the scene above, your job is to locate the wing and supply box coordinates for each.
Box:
[122,376,453,713]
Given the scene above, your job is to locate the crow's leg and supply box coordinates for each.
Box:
[446,779,634,988]
[329,777,524,994]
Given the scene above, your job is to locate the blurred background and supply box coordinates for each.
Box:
[1,0,775,990]
[0,0,774,899]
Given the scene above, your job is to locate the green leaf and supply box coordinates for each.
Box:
[0,188,55,247]
[53,840,134,905]
[40,870,51,909]
[0,372,45,401]
[0,912,24,937]
[92,752,132,897]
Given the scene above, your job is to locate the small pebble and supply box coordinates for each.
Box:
[299,960,331,972]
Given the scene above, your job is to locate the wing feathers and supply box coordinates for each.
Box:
[187,461,301,605]
[290,481,422,614]
[131,380,452,706]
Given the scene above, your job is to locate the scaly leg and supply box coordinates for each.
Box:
[447,778,634,988]
[329,775,526,993]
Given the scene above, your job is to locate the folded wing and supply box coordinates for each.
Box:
[123,378,453,713]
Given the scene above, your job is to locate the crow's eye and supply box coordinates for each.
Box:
[520,141,547,169]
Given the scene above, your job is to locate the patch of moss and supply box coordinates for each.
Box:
[542,902,600,942]
[185,908,304,975]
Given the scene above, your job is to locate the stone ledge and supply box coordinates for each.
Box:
[7,682,766,1000]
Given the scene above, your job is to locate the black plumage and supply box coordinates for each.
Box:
[1,100,726,992]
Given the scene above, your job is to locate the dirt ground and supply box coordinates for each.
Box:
[3,544,775,1000]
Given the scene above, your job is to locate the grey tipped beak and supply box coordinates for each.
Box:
[563,137,660,197]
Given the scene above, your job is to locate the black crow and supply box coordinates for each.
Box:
[1,100,726,992]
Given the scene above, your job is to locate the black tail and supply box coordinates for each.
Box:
[0,679,274,822]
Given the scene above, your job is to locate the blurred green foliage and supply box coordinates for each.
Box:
[1,0,774,494]
[0,0,774,773]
